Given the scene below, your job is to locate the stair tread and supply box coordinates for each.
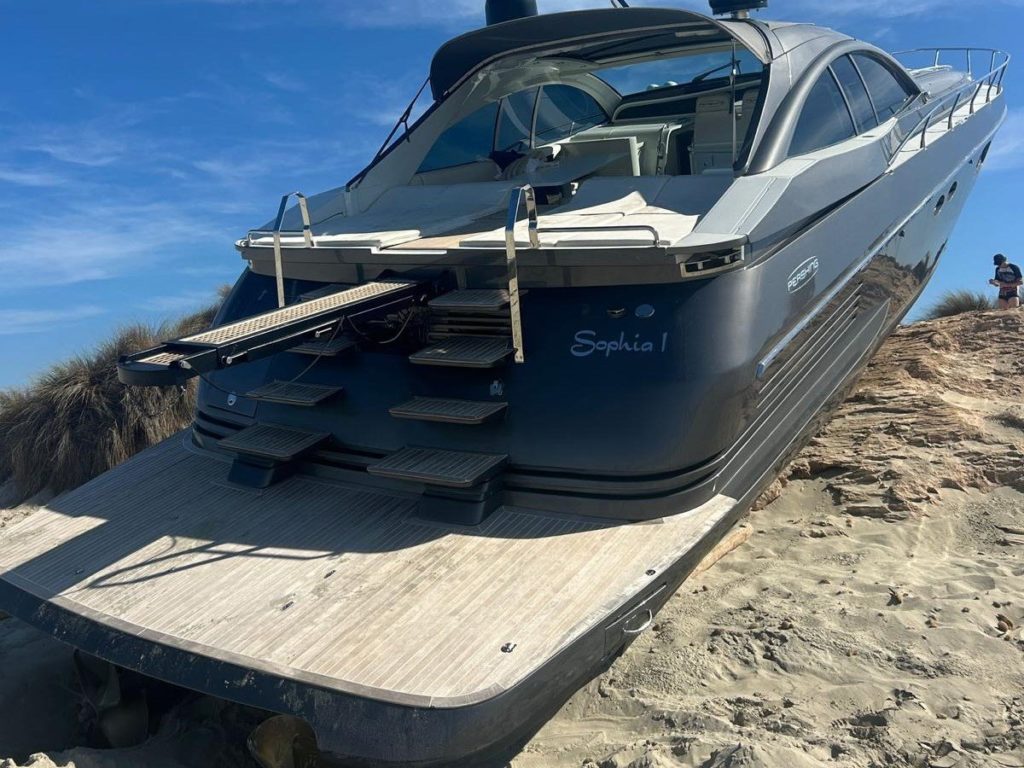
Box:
[429,289,510,311]
[245,381,344,407]
[367,446,507,488]
[290,337,357,357]
[390,397,508,425]
[218,423,329,461]
[409,336,513,369]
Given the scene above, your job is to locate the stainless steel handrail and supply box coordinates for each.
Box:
[250,192,316,308]
[503,183,679,362]
[504,186,536,363]
[889,47,1010,162]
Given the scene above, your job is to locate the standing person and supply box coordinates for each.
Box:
[990,254,1022,309]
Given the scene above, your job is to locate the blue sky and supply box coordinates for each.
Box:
[0,0,1021,388]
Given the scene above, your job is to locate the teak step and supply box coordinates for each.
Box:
[367,446,508,489]
[409,336,513,369]
[429,289,510,312]
[218,424,329,462]
[290,337,357,357]
[389,397,508,425]
[244,381,344,407]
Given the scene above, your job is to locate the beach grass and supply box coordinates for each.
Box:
[0,295,224,505]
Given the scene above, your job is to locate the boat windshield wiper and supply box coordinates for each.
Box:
[372,77,431,162]
[693,61,739,83]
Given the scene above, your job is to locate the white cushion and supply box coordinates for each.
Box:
[555,176,671,215]
[641,174,733,215]
[556,213,700,247]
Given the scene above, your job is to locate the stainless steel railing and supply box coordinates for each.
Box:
[245,192,316,308]
[503,184,672,364]
[889,47,1010,161]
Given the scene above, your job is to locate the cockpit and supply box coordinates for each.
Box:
[415,44,766,187]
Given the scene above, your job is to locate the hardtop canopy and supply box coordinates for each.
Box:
[429,7,773,100]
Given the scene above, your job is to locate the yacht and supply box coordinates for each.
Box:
[0,0,1008,764]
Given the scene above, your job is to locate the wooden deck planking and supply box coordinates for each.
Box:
[0,435,735,704]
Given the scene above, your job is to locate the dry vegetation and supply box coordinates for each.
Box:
[924,289,996,319]
[0,296,223,505]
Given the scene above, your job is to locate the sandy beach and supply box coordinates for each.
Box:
[1,310,1023,768]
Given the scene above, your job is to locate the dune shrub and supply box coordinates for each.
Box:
[924,290,996,320]
[0,296,224,504]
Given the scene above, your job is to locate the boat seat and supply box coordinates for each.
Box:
[638,174,734,216]
[459,176,672,248]
[556,175,734,247]
[554,176,672,215]
[690,89,759,175]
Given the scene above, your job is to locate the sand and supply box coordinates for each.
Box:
[1,311,1023,767]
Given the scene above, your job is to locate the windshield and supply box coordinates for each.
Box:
[597,47,763,98]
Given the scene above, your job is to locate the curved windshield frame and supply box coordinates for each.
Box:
[417,85,609,173]
[596,47,764,99]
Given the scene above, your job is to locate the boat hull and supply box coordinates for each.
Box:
[0,81,1003,768]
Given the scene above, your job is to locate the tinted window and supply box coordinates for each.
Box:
[831,56,878,132]
[790,71,856,156]
[598,48,763,98]
[853,54,914,122]
[534,85,607,145]
[496,88,538,154]
[418,102,499,173]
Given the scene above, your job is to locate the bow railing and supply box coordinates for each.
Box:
[889,47,1010,162]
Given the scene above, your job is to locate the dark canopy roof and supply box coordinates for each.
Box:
[429,7,771,100]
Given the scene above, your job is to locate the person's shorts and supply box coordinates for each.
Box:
[1000,289,1019,301]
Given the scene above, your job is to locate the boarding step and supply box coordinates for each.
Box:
[244,381,344,407]
[218,423,329,462]
[389,397,508,425]
[429,289,509,312]
[409,336,513,369]
[367,446,507,489]
[289,337,357,357]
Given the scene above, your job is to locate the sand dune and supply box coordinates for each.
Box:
[1,310,1022,768]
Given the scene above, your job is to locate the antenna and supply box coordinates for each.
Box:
[708,0,768,19]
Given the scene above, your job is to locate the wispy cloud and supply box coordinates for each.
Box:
[988,109,1024,172]
[0,166,69,187]
[0,306,106,335]
[0,201,226,290]
[263,71,309,93]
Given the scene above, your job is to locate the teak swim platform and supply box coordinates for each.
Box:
[0,0,1008,763]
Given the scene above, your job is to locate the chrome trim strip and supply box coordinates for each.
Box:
[758,120,1003,380]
